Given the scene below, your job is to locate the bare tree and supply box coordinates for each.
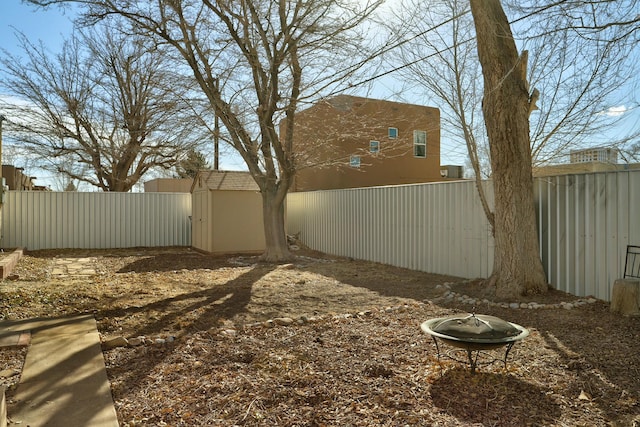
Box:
[0,25,205,192]
[509,0,640,42]
[509,1,640,164]
[469,0,548,297]
[27,0,383,261]
[387,0,638,297]
[390,0,639,172]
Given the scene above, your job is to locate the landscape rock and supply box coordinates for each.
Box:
[103,336,129,349]
[274,317,295,326]
[0,369,19,378]
[128,337,144,346]
[578,390,591,401]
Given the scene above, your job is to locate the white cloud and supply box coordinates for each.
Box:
[601,105,628,117]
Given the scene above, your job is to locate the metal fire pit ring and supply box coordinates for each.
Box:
[421,314,529,374]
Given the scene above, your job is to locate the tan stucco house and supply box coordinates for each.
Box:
[282,95,444,192]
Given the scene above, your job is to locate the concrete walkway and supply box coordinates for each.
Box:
[1,315,119,427]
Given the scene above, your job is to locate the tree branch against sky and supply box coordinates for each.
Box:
[387,0,639,175]
[0,25,206,191]
[25,0,384,261]
[509,0,640,41]
[387,0,494,229]
[509,0,640,164]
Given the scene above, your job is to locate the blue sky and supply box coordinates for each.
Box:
[0,2,76,55]
[0,2,247,189]
[0,2,637,190]
[0,3,78,189]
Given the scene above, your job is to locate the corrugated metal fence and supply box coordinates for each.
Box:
[536,171,640,300]
[287,180,496,280]
[2,171,637,300]
[1,191,192,250]
[287,170,640,301]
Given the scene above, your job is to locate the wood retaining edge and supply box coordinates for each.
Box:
[0,248,24,280]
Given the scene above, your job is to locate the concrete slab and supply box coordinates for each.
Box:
[1,386,6,427]
[0,331,30,347]
[0,315,95,336]
[6,315,119,427]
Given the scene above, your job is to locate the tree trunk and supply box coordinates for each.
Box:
[470,0,547,298]
[260,187,292,262]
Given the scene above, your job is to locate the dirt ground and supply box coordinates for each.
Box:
[1,247,640,426]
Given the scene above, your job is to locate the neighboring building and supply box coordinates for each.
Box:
[144,178,193,193]
[2,165,40,191]
[533,146,640,177]
[283,95,445,192]
[533,162,621,177]
[190,170,265,254]
[440,165,464,179]
[570,147,618,164]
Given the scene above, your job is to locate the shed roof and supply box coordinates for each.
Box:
[191,170,259,192]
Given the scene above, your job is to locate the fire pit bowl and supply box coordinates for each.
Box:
[421,313,529,373]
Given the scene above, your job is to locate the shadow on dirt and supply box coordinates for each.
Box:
[101,263,276,337]
[298,256,461,302]
[430,367,561,426]
[462,303,640,425]
[115,251,240,273]
[100,263,277,411]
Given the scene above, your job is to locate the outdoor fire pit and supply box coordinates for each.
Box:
[421,313,529,373]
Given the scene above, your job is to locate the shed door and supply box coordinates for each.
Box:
[192,191,208,251]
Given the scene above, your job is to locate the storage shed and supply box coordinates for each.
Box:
[191,170,265,254]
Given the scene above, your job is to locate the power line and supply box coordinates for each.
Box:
[344,1,571,91]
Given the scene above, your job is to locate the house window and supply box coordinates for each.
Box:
[413,130,427,158]
[388,127,398,139]
[350,155,361,168]
[369,140,380,153]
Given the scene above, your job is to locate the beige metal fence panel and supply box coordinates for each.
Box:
[288,170,639,302]
[1,191,192,250]
[535,170,640,301]
[286,180,495,280]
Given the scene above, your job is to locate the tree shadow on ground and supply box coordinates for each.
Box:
[297,256,460,302]
[114,251,248,273]
[99,263,277,417]
[99,263,276,337]
[430,367,561,426]
[475,304,640,425]
[537,316,640,423]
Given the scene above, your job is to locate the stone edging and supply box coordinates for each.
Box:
[434,283,599,310]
